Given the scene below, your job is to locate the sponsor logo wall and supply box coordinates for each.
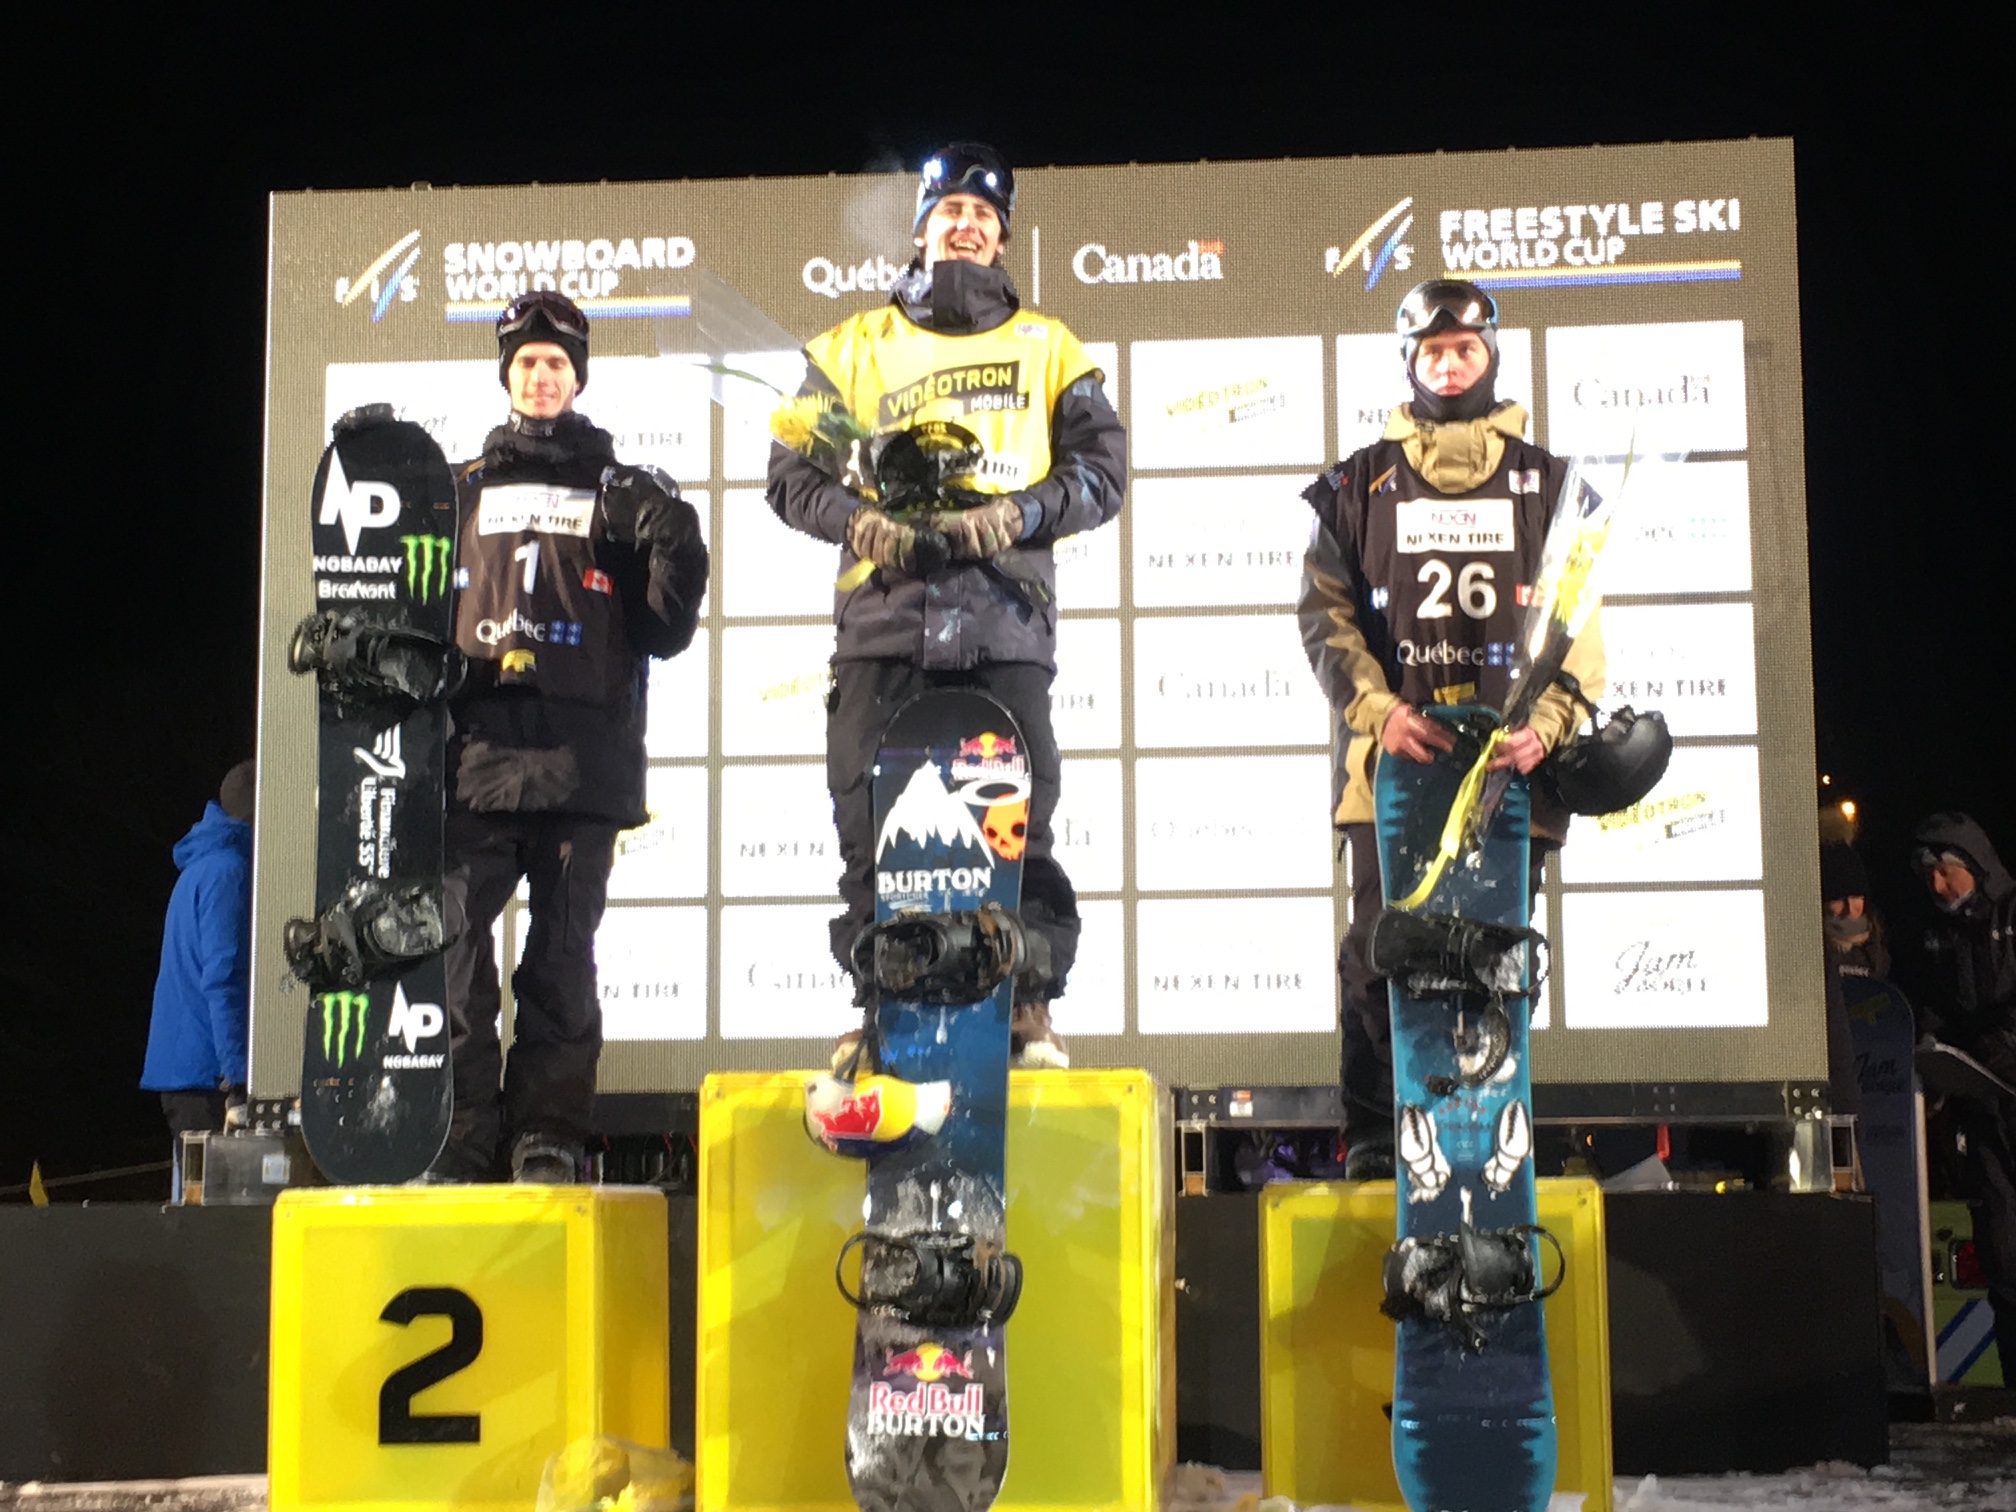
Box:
[258,140,1817,1092]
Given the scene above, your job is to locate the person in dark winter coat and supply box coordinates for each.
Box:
[767,142,1126,1070]
[1299,279,1603,1178]
[437,290,709,1183]
[141,760,255,1134]
[1911,811,2016,1380]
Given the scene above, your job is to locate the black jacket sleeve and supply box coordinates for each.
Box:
[1019,375,1127,546]
[627,534,708,658]
[765,362,862,545]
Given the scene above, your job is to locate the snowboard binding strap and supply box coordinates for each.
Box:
[1369,909,1545,1002]
[283,878,446,991]
[851,903,1027,1006]
[1381,1220,1566,1352]
[289,610,464,712]
[836,1230,1023,1327]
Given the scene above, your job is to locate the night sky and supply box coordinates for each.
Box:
[7,16,1994,1193]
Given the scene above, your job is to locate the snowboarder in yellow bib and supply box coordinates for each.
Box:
[768,142,1126,1069]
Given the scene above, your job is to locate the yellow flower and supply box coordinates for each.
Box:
[769,399,819,451]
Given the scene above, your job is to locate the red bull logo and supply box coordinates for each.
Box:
[958,732,1018,761]
[883,1341,973,1383]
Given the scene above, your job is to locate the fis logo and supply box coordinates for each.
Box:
[354,727,405,780]
[320,447,402,556]
[317,991,370,1067]
[402,535,451,602]
[1324,198,1416,291]
[335,231,422,322]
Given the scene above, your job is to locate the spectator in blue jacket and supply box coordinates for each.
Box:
[141,760,255,1134]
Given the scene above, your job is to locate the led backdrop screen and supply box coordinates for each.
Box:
[251,138,1823,1099]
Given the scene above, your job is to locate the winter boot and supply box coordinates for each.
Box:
[1010,1002,1069,1069]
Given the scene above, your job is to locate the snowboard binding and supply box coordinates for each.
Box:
[289,610,464,713]
[836,1229,1024,1327]
[283,877,446,991]
[851,903,1028,1006]
[1369,908,1544,1001]
[1381,1218,1566,1352]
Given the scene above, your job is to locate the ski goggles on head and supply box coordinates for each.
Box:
[496,290,589,342]
[917,144,1016,218]
[1395,280,1499,339]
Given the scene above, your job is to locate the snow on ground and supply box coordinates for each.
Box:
[3,1425,2013,1509]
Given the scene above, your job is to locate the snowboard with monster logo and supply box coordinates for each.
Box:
[1372,708,1557,1512]
[285,405,459,1186]
[822,689,1029,1512]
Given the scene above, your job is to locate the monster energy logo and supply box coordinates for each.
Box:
[318,991,370,1066]
[401,535,451,603]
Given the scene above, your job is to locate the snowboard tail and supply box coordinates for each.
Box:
[1374,706,1558,1512]
[291,406,459,1186]
[833,689,1026,1512]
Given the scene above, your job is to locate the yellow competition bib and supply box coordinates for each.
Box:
[804,307,1097,494]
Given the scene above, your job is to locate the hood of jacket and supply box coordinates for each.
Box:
[173,801,250,873]
[475,410,618,485]
[891,259,1021,335]
[1913,811,2014,905]
[1385,401,1530,493]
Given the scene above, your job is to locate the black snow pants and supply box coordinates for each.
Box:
[439,810,617,1176]
[1956,1077,2016,1383]
[1337,822,1553,1148]
[826,659,1078,1005]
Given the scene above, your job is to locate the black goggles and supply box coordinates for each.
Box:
[497,291,589,342]
[1396,281,1499,339]
[919,145,1015,213]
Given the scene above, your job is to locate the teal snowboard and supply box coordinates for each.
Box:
[1373,705,1556,1512]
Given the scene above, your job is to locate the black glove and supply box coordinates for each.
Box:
[599,464,699,553]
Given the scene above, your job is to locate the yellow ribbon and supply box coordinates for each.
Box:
[1388,726,1506,911]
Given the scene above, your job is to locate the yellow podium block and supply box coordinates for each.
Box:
[697,1069,1171,1512]
[269,1185,670,1512]
[1260,1178,1612,1512]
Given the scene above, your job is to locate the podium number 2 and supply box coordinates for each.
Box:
[379,1286,484,1444]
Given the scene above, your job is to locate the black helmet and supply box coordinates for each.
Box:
[1397,279,1497,351]
[914,142,1016,235]
[1534,706,1673,816]
[1397,279,1500,422]
[496,290,589,391]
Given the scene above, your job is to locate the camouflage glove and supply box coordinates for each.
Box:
[931,494,1029,560]
[846,504,917,573]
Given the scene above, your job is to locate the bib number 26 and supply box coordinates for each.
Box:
[1416,559,1497,620]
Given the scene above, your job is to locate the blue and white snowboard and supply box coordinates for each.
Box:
[836,689,1026,1512]
[1374,705,1555,1512]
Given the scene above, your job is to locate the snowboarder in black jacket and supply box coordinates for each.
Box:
[437,290,709,1182]
[1912,811,2016,1379]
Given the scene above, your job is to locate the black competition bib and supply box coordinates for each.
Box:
[453,481,630,702]
[1357,459,1549,709]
